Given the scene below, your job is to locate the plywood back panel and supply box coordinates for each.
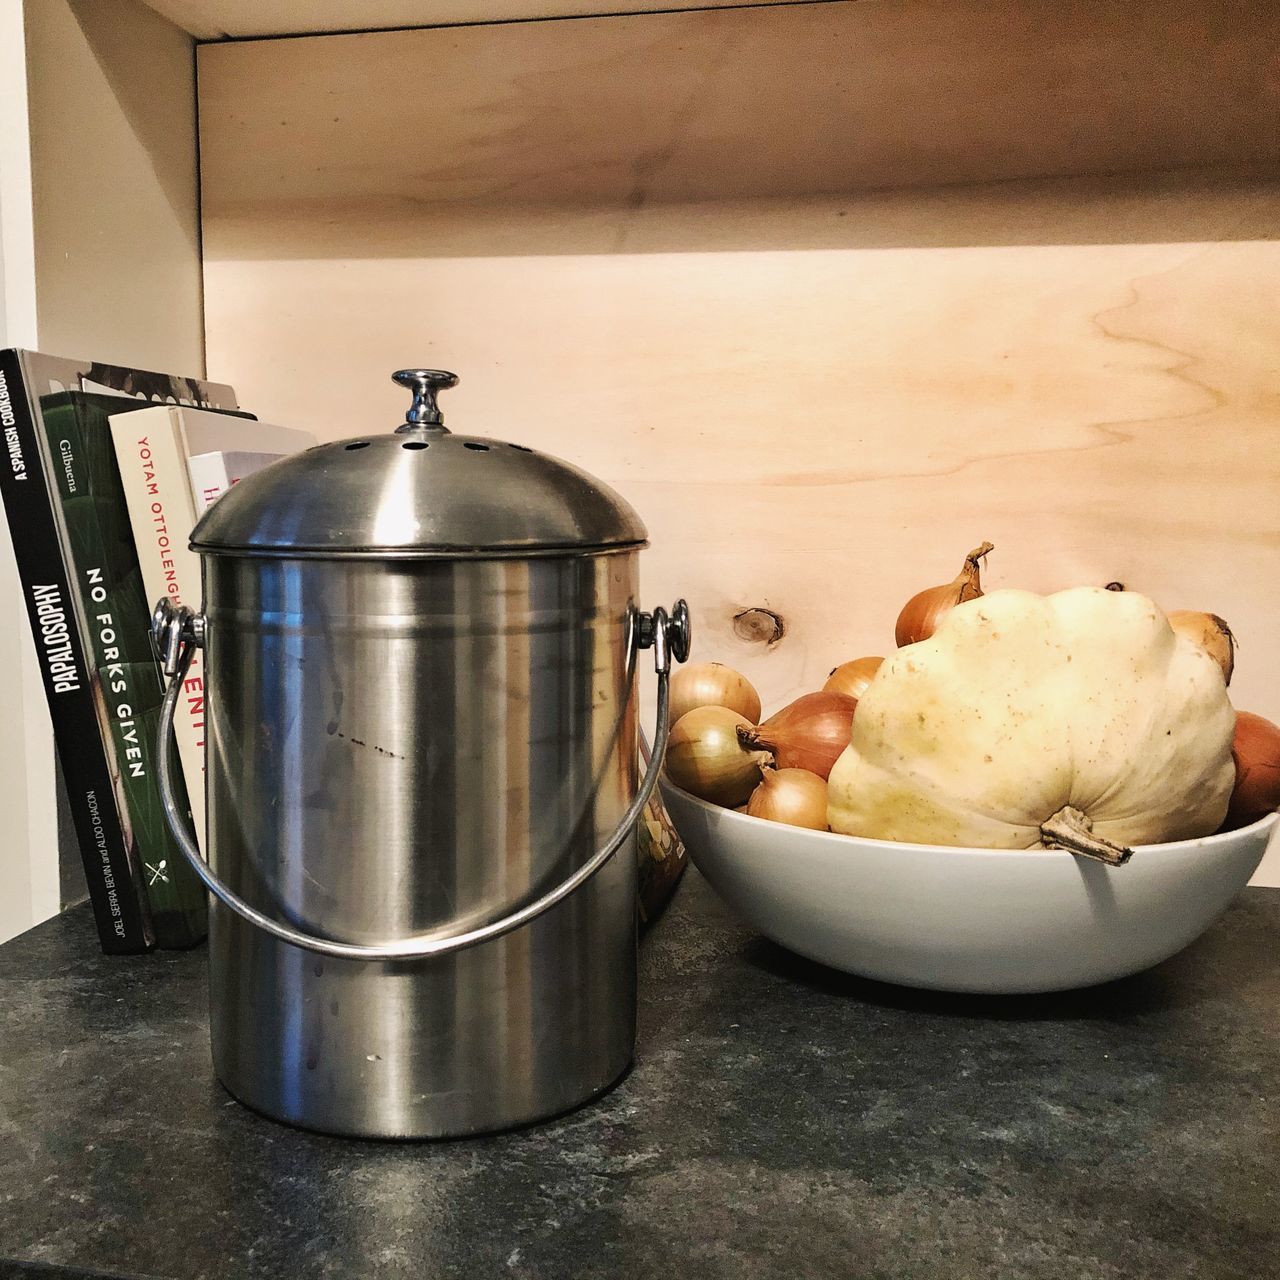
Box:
[199,0,1280,219]
[199,6,1280,879]
[202,171,1280,713]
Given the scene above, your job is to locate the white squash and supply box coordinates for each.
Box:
[827,587,1235,851]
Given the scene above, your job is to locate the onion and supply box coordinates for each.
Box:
[1167,610,1235,685]
[737,691,856,780]
[824,656,884,700]
[668,661,761,726]
[1223,710,1280,830]
[895,541,994,647]
[665,706,772,806]
[746,767,828,830]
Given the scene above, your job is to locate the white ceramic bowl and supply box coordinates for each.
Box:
[660,780,1278,994]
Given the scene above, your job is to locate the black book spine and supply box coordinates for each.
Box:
[0,351,152,953]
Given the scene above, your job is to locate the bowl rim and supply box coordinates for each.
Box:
[657,779,1279,859]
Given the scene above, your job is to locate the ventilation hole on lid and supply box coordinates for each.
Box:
[345,441,370,451]
[402,440,429,450]
[509,443,533,452]
[463,442,490,452]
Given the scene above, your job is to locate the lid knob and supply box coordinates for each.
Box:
[393,369,458,432]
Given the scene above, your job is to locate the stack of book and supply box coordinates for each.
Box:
[0,350,314,953]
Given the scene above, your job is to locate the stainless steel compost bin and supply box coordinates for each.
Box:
[153,368,689,1138]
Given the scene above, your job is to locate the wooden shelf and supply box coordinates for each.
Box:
[140,0,811,40]
[4,0,1279,938]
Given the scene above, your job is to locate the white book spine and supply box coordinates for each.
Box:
[187,452,235,515]
[188,451,287,514]
[109,409,208,853]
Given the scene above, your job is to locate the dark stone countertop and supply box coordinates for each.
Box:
[1,870,1279,1280]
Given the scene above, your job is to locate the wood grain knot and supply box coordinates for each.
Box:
[732,607,785,647]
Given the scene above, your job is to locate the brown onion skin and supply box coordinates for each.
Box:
[1223,710,1280,830]
[666,706,770,807]
[738,691,857,780]
[895,541,994,647]
[824,656,884,701]
[668,661,762,726]
[746,767,829,830]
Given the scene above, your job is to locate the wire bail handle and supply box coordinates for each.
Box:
[152,595,690,961]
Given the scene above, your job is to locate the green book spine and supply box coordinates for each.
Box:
[0,354,152,953]
[41,393,207,948]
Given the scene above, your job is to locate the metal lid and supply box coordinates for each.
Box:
[190,370,648,559]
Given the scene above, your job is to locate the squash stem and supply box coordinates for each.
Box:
[1040,806,1133,866]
